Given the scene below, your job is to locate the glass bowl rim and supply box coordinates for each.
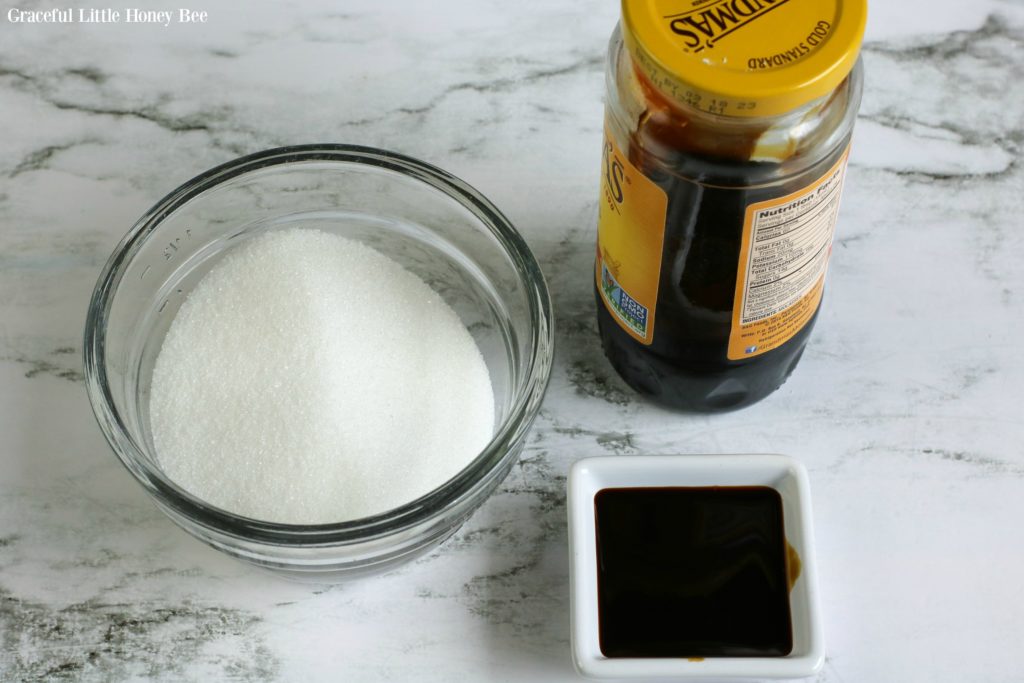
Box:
[83,143,554,546]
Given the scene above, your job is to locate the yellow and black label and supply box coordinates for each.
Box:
[595,125,668,345]
[728,146,850,359]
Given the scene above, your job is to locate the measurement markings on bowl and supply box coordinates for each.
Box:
[162,229,191,260]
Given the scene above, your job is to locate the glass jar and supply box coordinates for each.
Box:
[595,1,866,411]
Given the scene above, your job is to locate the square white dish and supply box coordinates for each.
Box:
[568,454,824,680]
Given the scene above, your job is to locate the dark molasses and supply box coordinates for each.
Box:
[594,486,793,658]
[596,114,852,411]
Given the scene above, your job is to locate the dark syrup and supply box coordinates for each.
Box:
[594,486,793,658]
[597,86,852,412]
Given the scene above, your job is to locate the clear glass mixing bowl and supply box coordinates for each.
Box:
[84,145,554,581]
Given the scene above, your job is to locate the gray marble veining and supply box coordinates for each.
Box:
[2,0,1024,680]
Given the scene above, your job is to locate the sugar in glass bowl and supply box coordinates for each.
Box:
[84,145,553,581]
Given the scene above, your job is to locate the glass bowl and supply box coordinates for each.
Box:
[84,145,554,581]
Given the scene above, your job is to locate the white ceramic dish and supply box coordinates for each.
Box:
[568,454,824,680]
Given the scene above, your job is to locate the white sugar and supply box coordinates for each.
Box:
[149,228,494,524]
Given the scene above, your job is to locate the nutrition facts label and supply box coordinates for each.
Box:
[728,149,849,360]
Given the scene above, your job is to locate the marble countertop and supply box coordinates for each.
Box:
[2,0,1023,680]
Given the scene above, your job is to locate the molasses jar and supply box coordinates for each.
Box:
[595,0,866,411]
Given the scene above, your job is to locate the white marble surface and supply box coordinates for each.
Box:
[2,0,1023,680]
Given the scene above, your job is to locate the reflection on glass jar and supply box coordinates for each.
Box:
[595,0,867,411]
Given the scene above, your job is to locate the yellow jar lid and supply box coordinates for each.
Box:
[621,0,867,118]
